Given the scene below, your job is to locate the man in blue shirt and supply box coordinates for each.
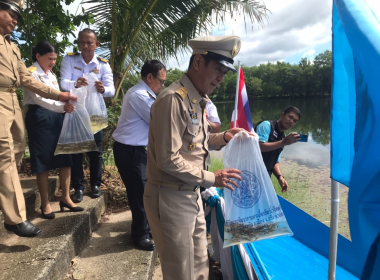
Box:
[256,106,301,192]
[60,28,115,202]
[112,60,166,251]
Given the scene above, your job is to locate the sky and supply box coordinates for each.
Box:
[66,0,380,70]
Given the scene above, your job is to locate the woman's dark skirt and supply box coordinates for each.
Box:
[25,105,72,174]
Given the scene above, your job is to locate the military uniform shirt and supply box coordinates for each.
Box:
[60,53,115,97]
[0,30,60,99]
[23,62,66,113]
[112,79,156,146]
[146,74,226,188]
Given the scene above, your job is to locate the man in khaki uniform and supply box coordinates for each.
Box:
[0,0,76,237]
[144,35,251,280]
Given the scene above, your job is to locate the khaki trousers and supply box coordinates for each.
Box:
[144,181,208,280]
[0,92,26,225]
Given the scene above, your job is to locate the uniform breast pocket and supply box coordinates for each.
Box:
[73,67,83,79]
[187,124,199,137]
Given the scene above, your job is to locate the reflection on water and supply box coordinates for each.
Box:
[216,98,331,168]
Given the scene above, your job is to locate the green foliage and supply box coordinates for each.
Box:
[165,68,185,86]
[82,0,269,97]
[14,0,93,77]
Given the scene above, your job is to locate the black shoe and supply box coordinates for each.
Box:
[4,221,42,237]
[40,206,55,219]
[133,239,155,251]
[91,185,102,198]
[59,201,84,212]
[72,189,84,203]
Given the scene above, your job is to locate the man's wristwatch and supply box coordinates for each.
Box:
[276,174,284,180]
[223,131,229,143]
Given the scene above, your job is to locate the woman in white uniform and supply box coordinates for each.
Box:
[23,41,83,219]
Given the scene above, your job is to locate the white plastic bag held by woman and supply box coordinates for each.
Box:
[54,87,98,155]
[223,131,293,247]
[83,72,108,133]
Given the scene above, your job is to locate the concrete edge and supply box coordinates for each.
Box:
[0,177,59,237]
[36,193,109,280]
[147,248,158,280]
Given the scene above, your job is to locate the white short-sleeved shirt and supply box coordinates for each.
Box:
[206,100,221,124]
[60,53,115,98]
[23,62,65,113]
[112,80,156,146]
[256,121,282,162]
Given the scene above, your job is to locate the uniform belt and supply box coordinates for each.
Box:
[0,86,17,93]
[147,179,200,192]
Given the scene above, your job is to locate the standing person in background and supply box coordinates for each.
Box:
[0,0,76,237]
[60,28,115,203]
[112,60,166,251]
[200,99,221,195]
[144,35,253,280]
[206,99,221,133]
[23,41,84,220]
[256,106,302,193]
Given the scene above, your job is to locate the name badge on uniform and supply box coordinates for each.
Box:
[91,68,100,74]
[273,131,278,137]
[74,66,82,71]
[189,107,199,124]
[191,113,199,125]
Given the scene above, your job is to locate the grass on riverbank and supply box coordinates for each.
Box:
[210,157,309,200]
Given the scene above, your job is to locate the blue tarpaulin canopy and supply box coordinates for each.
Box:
[331,0,380,278]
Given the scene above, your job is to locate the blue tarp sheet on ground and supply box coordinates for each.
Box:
[331,0,380,278]
[253,196,359,279]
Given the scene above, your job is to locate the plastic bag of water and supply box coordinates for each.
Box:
[54,87,98,155]
[83,72,108,134]
[223,131,293,247]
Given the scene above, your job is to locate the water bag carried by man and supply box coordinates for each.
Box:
[83,72,108,133]
[54,87,98,155]
[223,131,293,247]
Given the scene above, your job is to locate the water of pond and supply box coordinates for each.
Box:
[216,98,331,168]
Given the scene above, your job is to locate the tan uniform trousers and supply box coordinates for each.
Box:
[0,91,26,225]
[144,181,209,280]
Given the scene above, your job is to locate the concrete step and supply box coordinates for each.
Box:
[0,177,59,238]
[0,192,108,280]
[64,210,157,280]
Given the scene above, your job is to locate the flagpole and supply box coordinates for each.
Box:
[233,61,241,128]
[328,179,340,280]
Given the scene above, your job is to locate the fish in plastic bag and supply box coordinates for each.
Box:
[54,87,98,155]
[223,131,293,247]
[83,72,108,133]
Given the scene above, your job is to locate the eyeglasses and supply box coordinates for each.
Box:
[153,75,165,86]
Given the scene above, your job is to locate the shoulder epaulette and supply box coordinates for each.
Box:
[147,91,156,100]
[28,66,37,73]
[67,52,79,56]
[175,87,188,101]
[97,57,108,63]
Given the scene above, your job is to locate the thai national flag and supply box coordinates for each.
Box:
[230,68,254,132]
